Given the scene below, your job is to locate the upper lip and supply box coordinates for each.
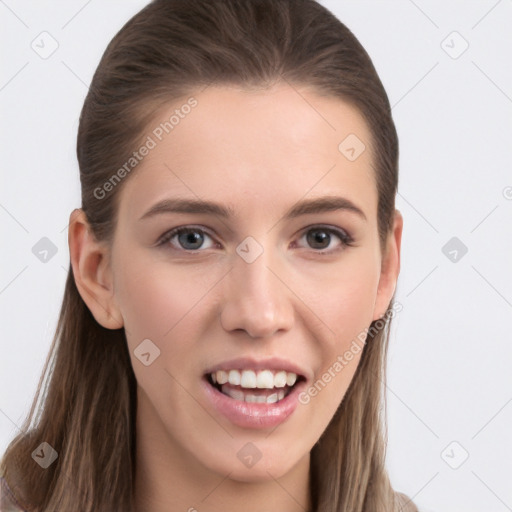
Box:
[204,356,311,382]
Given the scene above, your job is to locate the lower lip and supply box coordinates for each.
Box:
[201,376,307,429]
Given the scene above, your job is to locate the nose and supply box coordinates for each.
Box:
[219,246,294,338]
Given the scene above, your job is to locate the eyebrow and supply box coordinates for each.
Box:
[138,195,367,222]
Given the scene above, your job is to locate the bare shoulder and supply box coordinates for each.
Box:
[394,491,420,512]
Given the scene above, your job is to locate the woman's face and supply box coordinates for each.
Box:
[93,84,401,482]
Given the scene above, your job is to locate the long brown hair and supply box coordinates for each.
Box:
[0,1,413,510]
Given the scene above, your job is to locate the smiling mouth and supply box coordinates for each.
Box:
[205,372,306,404]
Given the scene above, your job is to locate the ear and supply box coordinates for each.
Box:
[68,208,124,329]
[372,209,403,321]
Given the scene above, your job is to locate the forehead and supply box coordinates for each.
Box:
[119,83,377,223]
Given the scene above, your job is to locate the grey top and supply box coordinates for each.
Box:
[0,477,27,512]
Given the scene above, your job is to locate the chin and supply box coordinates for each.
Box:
[207,444,304,483]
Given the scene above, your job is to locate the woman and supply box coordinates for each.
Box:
[0,1,418,510]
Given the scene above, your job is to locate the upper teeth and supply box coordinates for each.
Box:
[211,369,298,389]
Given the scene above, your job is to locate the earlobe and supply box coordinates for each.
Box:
[372,209,403,321]
[68,208,124,330]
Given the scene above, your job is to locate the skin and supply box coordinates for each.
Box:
[68,83,402,512]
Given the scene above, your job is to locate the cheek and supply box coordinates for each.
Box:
[302,251,380,405]
[116,272,181,341]
[304,252,381,341]
[112,258,212,398]
[113,251,218,343]
[301,275,375,422]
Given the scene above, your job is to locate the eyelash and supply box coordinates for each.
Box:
[156,225,355,255]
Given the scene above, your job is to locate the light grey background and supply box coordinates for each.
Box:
[1,1,511,511]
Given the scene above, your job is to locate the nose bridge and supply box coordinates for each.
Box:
[220,237,293,337]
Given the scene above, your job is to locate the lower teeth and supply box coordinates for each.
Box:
[219,384,288,403]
